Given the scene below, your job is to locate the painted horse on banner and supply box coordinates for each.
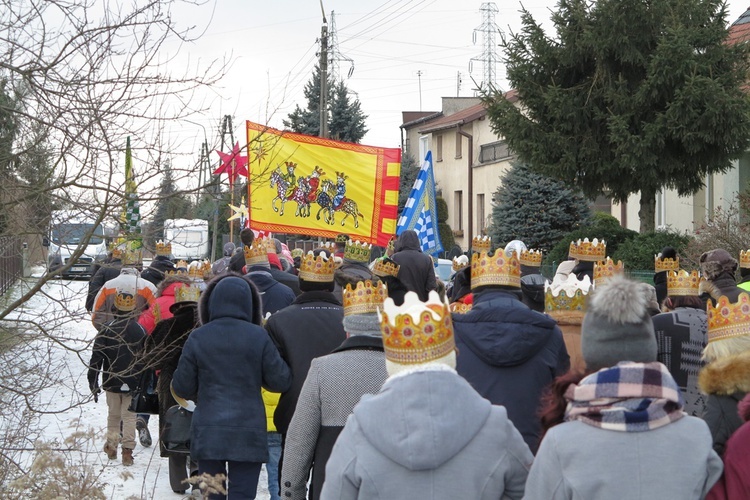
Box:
[270,167,291,215]
[288,176,312,218]
[315,172,365,228]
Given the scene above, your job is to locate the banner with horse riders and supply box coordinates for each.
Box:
[246,121,401,246]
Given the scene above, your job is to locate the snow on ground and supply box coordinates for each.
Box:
[8,271,272,499]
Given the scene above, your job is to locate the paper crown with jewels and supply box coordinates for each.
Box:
[372,257,400,278]
[175,260,188,270]
[298,250,335,282]
[593,257,624,286]
[379,291,455,365]
[165,267,188,277]
[655,254,680,273]
[470,250,521,289]
[343,280,388,316]
[386,236,396,253]
[122,240,143,265]
[344,240,372,262]
[471,235,492,253]
[291,248,305,259]
[452,255,470,272]
[667,270,702,297]
[520,249,543,268]
[707,292,750,343]
[174,284,201,304]
[569,238,606,262]
[114,291,136,312]
[244,241,269,267]
[449,302,472,314]
[155,240,172,256]
[740,250,750,269]
[335,233,350,244]
[264,238,277,254]
[544,274,592,324]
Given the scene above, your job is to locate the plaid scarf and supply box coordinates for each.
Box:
[564,361,685,432]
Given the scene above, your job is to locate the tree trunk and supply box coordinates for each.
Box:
[638,188,656,234]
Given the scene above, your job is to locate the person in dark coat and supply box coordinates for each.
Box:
[653,246,678,307]
[87,284,146,466]
[171,274,292,499]
[280,280,388,500]
[390,230,437,301]
[267,255,301,296]
[245,247,295,318]
[141,241,176,286]
[86,251,123,312]
[453,249,570,454]
[652,272,708,416]
[700,248,744,306]
[707,393,750,499]
[144,287,201,494]
[332,240,376,303]
[265,249,346,435]
[371,256,408,306]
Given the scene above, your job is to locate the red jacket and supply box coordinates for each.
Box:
[707,394,750,500]
[138,282,183,335]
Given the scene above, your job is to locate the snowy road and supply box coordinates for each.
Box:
[13,273,272,499]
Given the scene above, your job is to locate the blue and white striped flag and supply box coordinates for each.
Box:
[397,151,443,256]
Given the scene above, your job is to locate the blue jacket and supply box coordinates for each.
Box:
[453,289,569,454]
[171,274,292,462]
[246,268,296,316]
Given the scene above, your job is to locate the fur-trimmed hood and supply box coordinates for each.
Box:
[198,272,263,326]
[698,349,750,396]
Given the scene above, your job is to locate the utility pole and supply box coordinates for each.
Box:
[417,70,423,111]
[318,1,329,139]
[329,11,354,82]
[456,71,462,97]
[219,115,237,243]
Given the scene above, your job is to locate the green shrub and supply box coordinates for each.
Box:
[612,229,692,271]
[436,196,449,223]
[544,212,638,268]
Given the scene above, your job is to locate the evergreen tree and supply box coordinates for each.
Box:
[483,0,750,233]
[436,196,455,254]
[284,65,368,143]
[151,162,193,245]
[398,153,419,215]
[490,162,591,252]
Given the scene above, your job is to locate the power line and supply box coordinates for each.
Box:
[329,11,355,81]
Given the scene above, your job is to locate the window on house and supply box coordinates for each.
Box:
[706,174,714,222]
[454,191,463,230]
[436,135,443,162]
[477,194,485,234]
[419,135,428,163]
[455,132,462,159]
[479,141,513,163]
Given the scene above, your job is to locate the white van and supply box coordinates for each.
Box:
[164,219,210,261]
[45,210,108,278]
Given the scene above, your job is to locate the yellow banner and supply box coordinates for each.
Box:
[246,121,401,246]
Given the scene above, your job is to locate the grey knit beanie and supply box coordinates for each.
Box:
[342,313,382,337]
[581,274,657,371]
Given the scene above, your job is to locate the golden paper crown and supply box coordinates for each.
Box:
[343,280,388,316]
[335,233,350,244]
[114,292,136,312]
[655,254,680,273]
[188,263,203,279]
[175,260,188,270]
[201,259,212,279]
[449,302,472,314]
[569,238,606,262]
[520,249,543,267]
[452,255,470,272]
[264,237,277,254]
[122,239,143,265]
[593,257,624,286]
[472,235,492,253]
[379,292,455,365]
[165,268,188,277]
[667,270,701,297]
[244,242,269,267]
[344,240,372,262]
[707,293,750,343]
[740,250,750,269]
[470,250,521,289]
[298,251,335,282]
[291,248,304,259]
[544,274,592,324]
[155,240,172,256]
[386,236,396,252]
[372,257,400,278]
[174,284,201,304]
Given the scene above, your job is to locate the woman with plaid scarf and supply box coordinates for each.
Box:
[524,275,722,500]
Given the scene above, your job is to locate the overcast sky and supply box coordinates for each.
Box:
[165,0,750,161]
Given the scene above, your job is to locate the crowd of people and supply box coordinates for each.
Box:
[83,228,750,499]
